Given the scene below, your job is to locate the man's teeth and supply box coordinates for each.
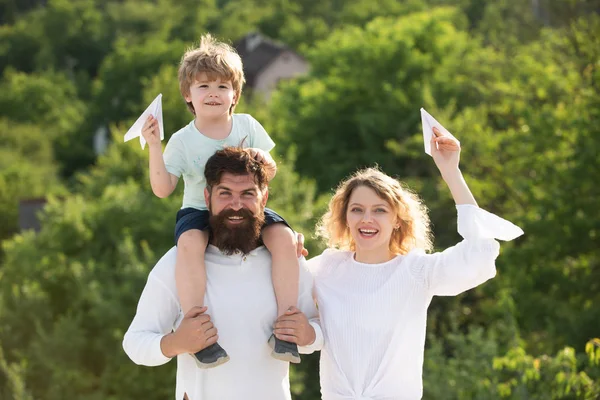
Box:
[228,216,243,220]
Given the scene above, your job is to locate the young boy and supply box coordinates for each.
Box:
[140,34,300,368]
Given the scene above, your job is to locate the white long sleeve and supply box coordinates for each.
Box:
[410,204,524,296]
[122,273,179,366]
[309,206,522,400]
[123,246,322,400]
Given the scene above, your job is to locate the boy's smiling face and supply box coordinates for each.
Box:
[185,72,237,118]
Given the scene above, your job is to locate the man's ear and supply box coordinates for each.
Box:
[262,188,269,207]
[204,187,210,205]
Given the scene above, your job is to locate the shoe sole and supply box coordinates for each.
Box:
[268,335,301,364]
[194,354,230,369]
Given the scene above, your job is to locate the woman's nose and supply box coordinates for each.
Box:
[361,211,373,222]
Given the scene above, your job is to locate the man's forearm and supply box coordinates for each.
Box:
[148,145,175,198]
[160,332,180,358]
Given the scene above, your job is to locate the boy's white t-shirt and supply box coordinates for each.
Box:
[163,113,275,210]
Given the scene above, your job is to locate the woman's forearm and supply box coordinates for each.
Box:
[441,168,478,206]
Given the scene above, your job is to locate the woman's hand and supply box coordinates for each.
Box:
[430,126,461,175]
[430,127,477,206]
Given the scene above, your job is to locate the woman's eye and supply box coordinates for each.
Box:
[350,208,362,212]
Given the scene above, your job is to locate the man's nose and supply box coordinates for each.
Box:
[229,197,243,210]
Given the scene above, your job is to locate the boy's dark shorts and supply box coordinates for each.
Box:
[174,207,291,244]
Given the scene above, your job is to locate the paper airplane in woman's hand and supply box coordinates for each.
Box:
[420,108,458,156]
[124,94,164,149]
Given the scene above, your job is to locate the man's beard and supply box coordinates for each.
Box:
[209,207,265,255]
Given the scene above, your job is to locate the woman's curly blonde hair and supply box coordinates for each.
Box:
[317,168,433,255]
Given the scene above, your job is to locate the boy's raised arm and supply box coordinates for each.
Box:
[143,115,179,198]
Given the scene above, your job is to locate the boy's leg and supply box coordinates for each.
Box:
[175,227,229,368]
[263,223,301,363]
[176,229,208,314]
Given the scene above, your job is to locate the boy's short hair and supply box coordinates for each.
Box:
[178,34,245,115]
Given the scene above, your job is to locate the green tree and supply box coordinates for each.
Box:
[0,119,65,245]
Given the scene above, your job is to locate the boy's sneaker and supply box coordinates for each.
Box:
[268,334,300,363]
[194,342,230,369]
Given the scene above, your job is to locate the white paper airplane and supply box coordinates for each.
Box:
[124,94,164,149]
[420,108,458,156]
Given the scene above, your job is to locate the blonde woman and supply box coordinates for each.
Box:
[280,128,523,399]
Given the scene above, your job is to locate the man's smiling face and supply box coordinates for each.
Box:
[205,172,268,254]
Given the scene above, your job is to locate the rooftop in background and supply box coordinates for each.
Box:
[233,32,309,99]
[19,198,47,232]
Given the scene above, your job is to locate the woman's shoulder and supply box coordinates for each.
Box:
[306,248,352,276]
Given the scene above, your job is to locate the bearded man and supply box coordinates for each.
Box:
[123,147,323,400]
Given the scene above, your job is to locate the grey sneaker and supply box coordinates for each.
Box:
[193,342,230,369]
[268,334,300,363]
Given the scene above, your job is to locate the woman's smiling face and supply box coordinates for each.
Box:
[346,185,398,257]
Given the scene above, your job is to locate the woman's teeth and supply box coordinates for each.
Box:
[359,228,378,236]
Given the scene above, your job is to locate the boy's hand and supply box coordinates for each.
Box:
[142,115,162,148]
[296,232,308,258]
[247,148,277,181]
[246,148,268,163]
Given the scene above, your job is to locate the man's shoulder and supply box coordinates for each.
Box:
[148,246,177,285]
[306,249,352,276]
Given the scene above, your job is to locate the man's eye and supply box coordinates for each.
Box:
[219,192,231,196]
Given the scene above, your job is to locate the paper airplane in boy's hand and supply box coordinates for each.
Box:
[420,107,458,156]
[124,94,164,149]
